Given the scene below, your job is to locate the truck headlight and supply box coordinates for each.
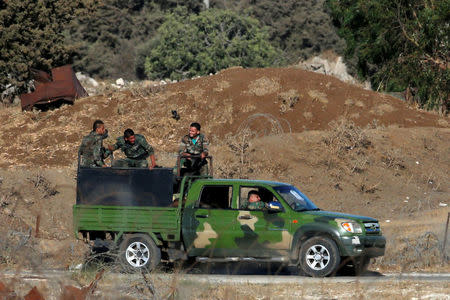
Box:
[336,218,362,234]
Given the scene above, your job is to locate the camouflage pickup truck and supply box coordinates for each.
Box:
[73,166,385,277]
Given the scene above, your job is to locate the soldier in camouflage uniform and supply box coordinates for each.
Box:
[245,190,266,210]
[78,120,109,167]
[179,122,209,175]
[108,128,156,169]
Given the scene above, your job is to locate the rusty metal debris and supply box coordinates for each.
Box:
[61,269,105,300]
[24,287,45,300]
[19,65,88,111]
[0,269,104,299]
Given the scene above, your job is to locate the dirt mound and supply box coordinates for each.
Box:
[0,67,447,168]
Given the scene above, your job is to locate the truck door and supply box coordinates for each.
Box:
[183,184,239,257]
[235,185,292,257]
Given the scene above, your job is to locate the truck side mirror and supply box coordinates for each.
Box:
[267,201,283,212]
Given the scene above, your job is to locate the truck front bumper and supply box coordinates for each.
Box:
[340,235,386,258]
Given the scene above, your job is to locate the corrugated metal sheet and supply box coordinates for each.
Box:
[19,65,88,110]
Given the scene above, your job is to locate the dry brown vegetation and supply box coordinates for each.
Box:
[0,67,448,298]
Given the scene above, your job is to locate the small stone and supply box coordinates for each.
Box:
[24,198,34,204]
[116,78,125,86]
[69,263,83,270]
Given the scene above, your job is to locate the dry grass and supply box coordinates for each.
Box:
[216,128,255,178]
[322,118,372,174]
[27,173,58,199]
[247,77,280,96]
[3,270,450,299]
[381,148,406,170]
[278,89,300,113]
[323,118,371,155]
[308,89,328,104]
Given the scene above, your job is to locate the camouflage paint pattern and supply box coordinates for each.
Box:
[179,133,209,155]
[246,201,265,210]
[181,179,385,260]
[74,178,385,262]
[78,131,108,167]
[110,134,154,159]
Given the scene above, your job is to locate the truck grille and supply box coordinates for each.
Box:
[364,222,380,234]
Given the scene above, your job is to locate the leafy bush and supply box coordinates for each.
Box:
[66,0,204,80]
[144,8,279,80]
[210,0,346,63]
[326,0,449,113]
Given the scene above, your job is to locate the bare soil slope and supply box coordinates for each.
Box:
[0,67,447,167]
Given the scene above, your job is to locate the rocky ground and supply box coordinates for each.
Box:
[0,66,448,298]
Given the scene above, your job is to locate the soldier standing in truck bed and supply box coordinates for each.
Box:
[78,120,109,167]
[179,122,209,175]
[108,128,156,169]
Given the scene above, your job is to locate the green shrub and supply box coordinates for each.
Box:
[327,0,449,112]
[144,8,279,80]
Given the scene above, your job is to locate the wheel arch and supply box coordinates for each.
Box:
[290,224,343,262]
[119,232,163,246]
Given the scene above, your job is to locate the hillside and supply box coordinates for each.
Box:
[0,67,448,274]
[0,67,447,168]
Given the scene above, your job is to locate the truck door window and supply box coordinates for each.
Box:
[239,186,276,210]
[198,186,233,209]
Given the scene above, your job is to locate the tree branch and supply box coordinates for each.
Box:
[397,3,420,47]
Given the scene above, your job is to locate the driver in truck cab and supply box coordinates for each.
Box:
[246,190,266,210]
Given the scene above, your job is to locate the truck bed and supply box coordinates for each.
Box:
[73,205,181,241]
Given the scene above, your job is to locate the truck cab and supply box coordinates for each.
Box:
[180,179,385,276]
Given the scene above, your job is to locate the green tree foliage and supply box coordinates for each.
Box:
[327,0,449,112]
[66,0,204,79]
[144,9,278,80]
[0,0,92,94]
[210,0,346,62]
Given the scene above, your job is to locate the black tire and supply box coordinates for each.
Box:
[118,234,161,273]
[298,236,340,277]
[340,256,371,276]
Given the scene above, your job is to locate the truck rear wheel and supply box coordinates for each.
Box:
[118,234,161,273]
[298,236,340,277]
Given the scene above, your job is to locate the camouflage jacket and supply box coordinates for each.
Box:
[111,134,154,160]
[247,201,266,210]
[78,131,107,167]
[179,133,209,155]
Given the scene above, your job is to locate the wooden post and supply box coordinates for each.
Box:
[443,212,450,262]
[35,214,40,238]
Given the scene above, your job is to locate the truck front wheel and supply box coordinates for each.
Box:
[118,234,161,272]
[298,236,340,277]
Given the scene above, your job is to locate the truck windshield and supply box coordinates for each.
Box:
[273,185,319,211]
